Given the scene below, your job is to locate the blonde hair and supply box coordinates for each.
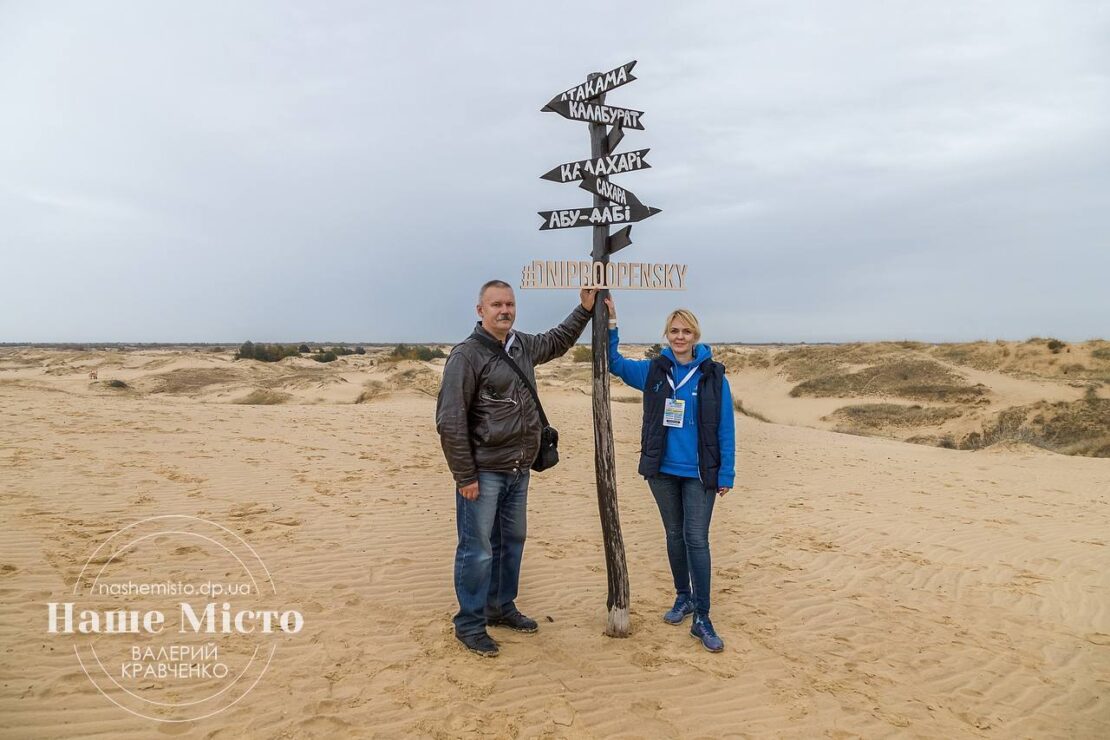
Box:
[663,308,701,342]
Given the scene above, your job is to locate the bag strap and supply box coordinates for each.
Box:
[472,332,550,428]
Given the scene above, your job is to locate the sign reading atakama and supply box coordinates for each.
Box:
[544,61,638,108]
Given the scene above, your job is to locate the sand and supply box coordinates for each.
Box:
[1,347,1108,738]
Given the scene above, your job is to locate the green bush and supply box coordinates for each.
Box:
[235,341,301,363]
[313,351,339,363]
[645,343,663,360]
[298,344,311,354]
[572,346,592,363]
[1047,339,1066,353]
[388,344,446,362]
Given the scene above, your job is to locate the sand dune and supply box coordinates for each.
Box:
[1,345,1108,738]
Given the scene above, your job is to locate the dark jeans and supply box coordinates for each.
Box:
[453,469,529,636]
[647,473,717,616]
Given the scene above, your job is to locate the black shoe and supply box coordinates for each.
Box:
[456,631,500,657]
[487,612,539,633]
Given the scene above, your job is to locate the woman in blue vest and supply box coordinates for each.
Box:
[604,296,735,652]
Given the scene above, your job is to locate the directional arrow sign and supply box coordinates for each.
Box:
[540,149,651,183]
[579,172,644,209]
[608,226,633,255]
[607,122,625,152]
[544,61,637,108]
[545,99,645,130]
[538,204,660,231]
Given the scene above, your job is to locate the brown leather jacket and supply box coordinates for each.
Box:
[436,305,591,486]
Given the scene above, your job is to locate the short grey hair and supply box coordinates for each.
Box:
[478,279,513,303]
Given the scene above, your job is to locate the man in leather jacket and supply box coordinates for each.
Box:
[436,279,596,656]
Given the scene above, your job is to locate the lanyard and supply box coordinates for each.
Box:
[666,365,699,398]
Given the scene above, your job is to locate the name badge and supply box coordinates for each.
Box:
[663,398,685,428]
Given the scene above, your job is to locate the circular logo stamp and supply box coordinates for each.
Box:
[48,515,303,723]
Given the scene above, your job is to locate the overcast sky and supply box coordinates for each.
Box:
[1,1,1107,343]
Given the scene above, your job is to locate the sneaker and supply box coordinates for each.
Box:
[487,612,539,633]
[690,615,724,652]
[663,595,695,625]
[456,631,500,657]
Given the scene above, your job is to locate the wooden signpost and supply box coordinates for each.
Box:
[526,61,679,638]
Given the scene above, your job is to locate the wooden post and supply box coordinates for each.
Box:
[588,75,631,637]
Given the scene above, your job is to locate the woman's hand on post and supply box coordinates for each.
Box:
[604,296,617,322]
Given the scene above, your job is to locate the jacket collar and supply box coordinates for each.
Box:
[471,323,517,352]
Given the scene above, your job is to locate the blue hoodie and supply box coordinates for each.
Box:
[608,327,735,487]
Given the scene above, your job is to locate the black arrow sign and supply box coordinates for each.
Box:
[544,99,645,130]
[607,226,633,255]
[543,61,637,109]
[579,172,644,209]
[538,204,660,231]
[540,149,651,184]
[607,122,625,152]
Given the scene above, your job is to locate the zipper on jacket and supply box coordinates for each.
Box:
[480,393,517,405]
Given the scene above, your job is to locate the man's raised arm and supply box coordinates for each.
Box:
[527,289,597,366]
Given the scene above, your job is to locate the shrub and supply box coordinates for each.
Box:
[1047,339,1066,353]
[388,344,445,362]
[354,346,366,355]
[106,379,129,389]
[645,343,663,360]
[572,346,592,363]
[313,351,339,363]
[236,341,301,363]
[298,344,310,354]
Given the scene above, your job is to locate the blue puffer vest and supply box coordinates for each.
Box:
[637,355,725,489]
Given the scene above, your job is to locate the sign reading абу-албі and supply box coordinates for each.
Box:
[523,60,684,291]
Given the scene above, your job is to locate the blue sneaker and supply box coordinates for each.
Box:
[690,615,724,652]
[663,595,695,625]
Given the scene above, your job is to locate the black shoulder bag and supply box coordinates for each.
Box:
[473,333,559,472]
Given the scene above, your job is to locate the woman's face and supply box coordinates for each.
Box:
[667,317,697,356]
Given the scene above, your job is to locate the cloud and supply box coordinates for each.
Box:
[0,0,1107,342]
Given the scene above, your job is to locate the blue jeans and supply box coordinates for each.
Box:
[647,473,717,616]
[453,469,530,636]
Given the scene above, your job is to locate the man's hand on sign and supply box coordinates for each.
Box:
[459,481,479,501]
[580,288,599,312]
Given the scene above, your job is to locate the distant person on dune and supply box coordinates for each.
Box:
[604,295,735,652]
[436,280,597,657]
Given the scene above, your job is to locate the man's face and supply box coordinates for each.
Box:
[477,286,516,336]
